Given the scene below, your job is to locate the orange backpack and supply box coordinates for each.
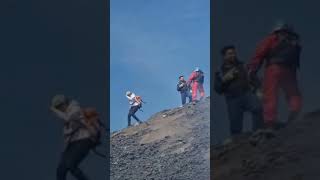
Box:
[82,107,104,143]
[134,96,143,105]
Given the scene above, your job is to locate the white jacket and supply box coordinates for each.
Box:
[126,93,140,107]
[52,100,91,144]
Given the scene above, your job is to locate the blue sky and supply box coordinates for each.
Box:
[111,0,210,131]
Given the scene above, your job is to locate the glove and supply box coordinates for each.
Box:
[222,68,237,82]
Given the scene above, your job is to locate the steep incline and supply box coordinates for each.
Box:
[111,97,210,180]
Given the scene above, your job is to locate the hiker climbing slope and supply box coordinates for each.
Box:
[177,75,192,106]
[50,95,97,180]
[247,22,302,129]
[188,67,205,101]
[214,45,263,135]
[126,91,143,127]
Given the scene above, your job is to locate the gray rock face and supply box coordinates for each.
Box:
[111,97,210,180]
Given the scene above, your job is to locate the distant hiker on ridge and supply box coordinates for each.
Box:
[126,91,143,127]
[177,75,192,106]
[188,67,205,101]
[50,94,104,180]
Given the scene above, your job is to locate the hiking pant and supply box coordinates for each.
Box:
[57,138,94,180]
[192,82,205,101]
[128,105,142,126]
[263,65,302,126]
[226,92,263,135]
[181,91,192,105]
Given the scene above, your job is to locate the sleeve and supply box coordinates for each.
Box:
[188,72,196,84]
[127,94,136,105]
[177,82,181,91]
[53,101,82,122]
[247,34,278,73]
[214,72,224,94]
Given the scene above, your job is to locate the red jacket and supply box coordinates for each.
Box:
[188,71,200,84]
[247,34,280,73]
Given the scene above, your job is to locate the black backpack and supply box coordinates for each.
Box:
[267,32,301,67]
[196,71,204,84]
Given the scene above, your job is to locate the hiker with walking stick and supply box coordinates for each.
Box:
[126,91,144,127]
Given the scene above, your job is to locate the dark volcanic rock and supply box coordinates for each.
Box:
[212,109,320,180]
[111,97,210,180]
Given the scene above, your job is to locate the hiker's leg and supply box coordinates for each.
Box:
[132,114,142,123]
[281,68,302,122]
[127,107,135,126]
[226,97,244,135]
[127,114,131,126]
[70,168,89,180]
[188,91,192,103]
[181,92,187,105]
[131,106,142,123]
[199,84,205,99]
[191,83,198,101]
[263,65,281,127]
[245,93,263,131]
[57,156,68,180]
[57,146,72,180]
[67,139,93,180]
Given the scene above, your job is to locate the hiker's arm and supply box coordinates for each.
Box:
[127,95,135,102]
[51,103,81,122]
[50,107,68,121]
[177,82,183,91]
[187,72,196,84]
[214,72,225,94]
[247,34,277,74]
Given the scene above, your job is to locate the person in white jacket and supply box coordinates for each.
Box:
[50,94,93,180]
[126,91,143,127]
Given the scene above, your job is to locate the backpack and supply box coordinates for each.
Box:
[196,71,204,84]
[134,96,143,108]
[82,107,105,146]
[267,32,301,67]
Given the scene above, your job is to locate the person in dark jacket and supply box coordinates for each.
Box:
[214,45,263,135]
[247,23,302,129]
[177,75,192,105]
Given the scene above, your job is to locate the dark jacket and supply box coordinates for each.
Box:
[177,80,190,93]
[214,60,250,97]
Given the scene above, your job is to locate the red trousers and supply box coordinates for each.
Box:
[263,64,302,125]
[192,82,205,101]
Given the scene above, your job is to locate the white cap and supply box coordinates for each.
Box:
[51,94,67,107]
[126,91,132,96]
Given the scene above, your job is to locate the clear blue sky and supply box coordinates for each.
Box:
[111,0,210,131]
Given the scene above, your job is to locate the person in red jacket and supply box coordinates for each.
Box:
[247,23,302,129]
[188,67,205,101]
